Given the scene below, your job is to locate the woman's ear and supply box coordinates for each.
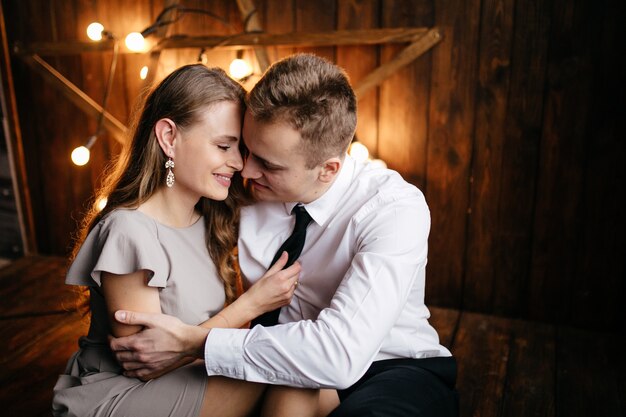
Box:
[154,118,177,157]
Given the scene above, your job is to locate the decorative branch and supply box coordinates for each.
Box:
[235,0,270,71]
[19,54,128,144]
[353,28,443,99]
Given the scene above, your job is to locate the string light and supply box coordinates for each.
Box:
[96,196,108,211]
[74,24,119,166]
[348,140,387,168]
[86,22,105,41]
[348,141,370,163]
[229,59,252,80]
[370,159,387,169]
[71,134,98,166]
[71,145,91,166]
[139,65,149,80]
[125,32,146,52]
[229,50,253,80]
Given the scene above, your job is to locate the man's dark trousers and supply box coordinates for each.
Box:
[329,356,459,417]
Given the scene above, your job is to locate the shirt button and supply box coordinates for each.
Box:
[268,375,276,382]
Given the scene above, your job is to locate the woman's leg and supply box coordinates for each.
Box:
[198,376,265,417]
[317,389,340,417]
[260,386,320,417]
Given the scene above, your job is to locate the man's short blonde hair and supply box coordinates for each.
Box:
[246,54,357,168]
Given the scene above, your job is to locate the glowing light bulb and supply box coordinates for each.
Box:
[96,196,108,211]
[71,146,90,166]
[229,58,252,80]
[370,159,387,169]
[348,141,369,163]
[139,65,149,80]
[86,22,104,41]
[125,32,145,52]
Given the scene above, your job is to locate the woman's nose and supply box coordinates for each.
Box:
[228,149,244,171]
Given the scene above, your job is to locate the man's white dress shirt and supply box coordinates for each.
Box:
[204,155,451,389]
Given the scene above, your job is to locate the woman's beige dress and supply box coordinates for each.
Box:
[52,209,227,417]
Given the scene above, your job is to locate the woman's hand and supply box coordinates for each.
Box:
[203,252,300,330]
[238,251,301,318]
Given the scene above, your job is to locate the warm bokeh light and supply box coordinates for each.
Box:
[71,146,90,166]
[96,196,108,212]
[125,32,145,52]
[348,141,369,163]
[86,22,104,41]
[370,159,387,169]
[229,58,252,80]
[139,65,149,80]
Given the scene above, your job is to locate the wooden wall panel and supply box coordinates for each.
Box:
[529,0,594,324]
[336,0,379,154]
[576,0,626,330]
[261,0,295,64]
[463,0,515,313]
[2,0,624,329]
[378,0,432,188]
[51,0,94,254]
[424,0,480,308]
[295,0,336,62]
[470,0,551,317]
[4,1,45,253]
[6,0,88,255]
[494,0,551,318]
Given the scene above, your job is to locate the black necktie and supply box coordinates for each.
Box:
[251,205,313,327]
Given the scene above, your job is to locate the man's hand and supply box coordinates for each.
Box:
[109,310,210,380]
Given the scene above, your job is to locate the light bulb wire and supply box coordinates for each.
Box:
[141,4,236,37]
[93,40,119,142]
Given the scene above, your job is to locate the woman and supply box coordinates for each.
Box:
[52,64,315,417]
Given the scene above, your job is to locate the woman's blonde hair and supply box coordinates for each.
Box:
[74,64,247,309]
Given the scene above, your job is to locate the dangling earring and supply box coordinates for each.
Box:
[165,157,175,187]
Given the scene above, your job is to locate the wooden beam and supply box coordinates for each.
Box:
[354,28,442,99]
[156,27,430,51]
[15,28,430,56]
[236,0,270,71]
[12,39,117,55]
[19,54,128,144]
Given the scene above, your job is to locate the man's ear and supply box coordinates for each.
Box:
[154,118,177,157]
[318,157,342,183]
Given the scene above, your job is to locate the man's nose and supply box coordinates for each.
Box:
[241,156,260,179]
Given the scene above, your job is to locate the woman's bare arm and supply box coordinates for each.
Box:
[101,270,162,338]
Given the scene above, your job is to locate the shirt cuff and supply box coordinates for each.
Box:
[204,327,248,379]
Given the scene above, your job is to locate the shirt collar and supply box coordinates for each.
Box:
[283,154,356,226]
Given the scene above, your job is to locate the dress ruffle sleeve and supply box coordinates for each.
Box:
[66,210,169,288]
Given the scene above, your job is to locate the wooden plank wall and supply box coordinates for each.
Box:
[1,0,624,330]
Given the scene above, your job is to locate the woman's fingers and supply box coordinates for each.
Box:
[266,251,289,274]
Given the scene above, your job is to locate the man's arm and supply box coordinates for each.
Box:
[112,196,433,388]
[110,253,299,379]
[110,310,209,379]
[203,196,434,389]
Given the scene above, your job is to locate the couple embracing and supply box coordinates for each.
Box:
[53,53,458,417]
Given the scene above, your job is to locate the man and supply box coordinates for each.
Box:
[111,54,458,416]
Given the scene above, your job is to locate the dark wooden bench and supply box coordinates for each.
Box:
[0,256,623,416]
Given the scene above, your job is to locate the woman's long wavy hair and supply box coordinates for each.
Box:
[74,64,247,310]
